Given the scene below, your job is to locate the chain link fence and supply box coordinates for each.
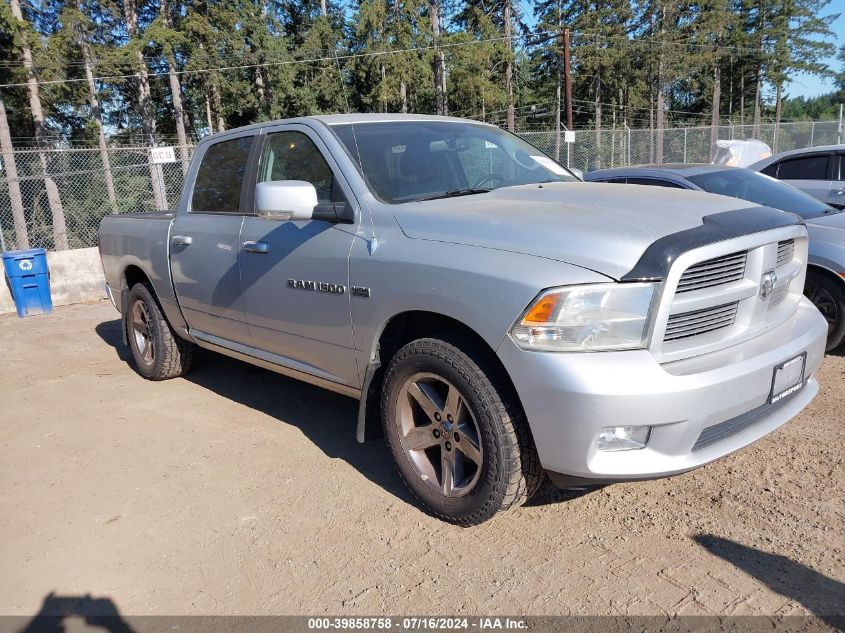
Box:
[0,146,192,252]
[1,119,843,252]
[521,119,844,172]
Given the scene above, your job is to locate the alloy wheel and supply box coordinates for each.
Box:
[395,372,484,497]
[131,300,155,366]
[805,283,838,337]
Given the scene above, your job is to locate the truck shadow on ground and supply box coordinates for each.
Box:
[694,534,845,626]
[95,318,588,515]
[16,593,134,633]
[94,318,411,506]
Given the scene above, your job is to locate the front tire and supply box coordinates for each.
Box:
[381,335,542,525]
[804,270,845,352]
[125,283,194,380]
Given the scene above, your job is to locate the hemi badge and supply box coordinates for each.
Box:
[352,286,371,298]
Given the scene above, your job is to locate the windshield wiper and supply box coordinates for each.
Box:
[416,187,492,201]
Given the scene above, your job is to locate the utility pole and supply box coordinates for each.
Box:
[555,80,561,161]
[504,0,515,132]
[554,5,562,161]
[839,104,843,144]
[655,7,666,164]
[564,28,573,131]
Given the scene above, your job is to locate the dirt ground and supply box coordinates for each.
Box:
[0,301,842,618]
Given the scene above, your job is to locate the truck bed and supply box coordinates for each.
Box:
[98,211,179,323]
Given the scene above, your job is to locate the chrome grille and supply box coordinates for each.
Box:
[676,252,747,293]
[656,230,805,362]
[776,239,795,267]
[664,302,739,342]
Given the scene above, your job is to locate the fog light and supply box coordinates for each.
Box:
[597,426,651,451]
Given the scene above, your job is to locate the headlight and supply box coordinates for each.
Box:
[510,283,656,351]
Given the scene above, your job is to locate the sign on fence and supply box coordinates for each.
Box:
[564,131,576,144]
[150,146,177,164]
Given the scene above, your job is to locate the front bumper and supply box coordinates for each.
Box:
[497,297,827,481]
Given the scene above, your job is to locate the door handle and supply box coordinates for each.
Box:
[172,235,192,246]
[242,241,269,254]
[832,188,845,196]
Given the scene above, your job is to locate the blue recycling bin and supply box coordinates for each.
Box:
[2,248,53,317]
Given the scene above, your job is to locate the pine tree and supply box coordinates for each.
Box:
[530,2,564,154]
[538,0,633,163]
[51,1,119,210]
[448,14,505,122]
[636,0,693,162]
[146,0,192,172]
[457,0,525,131]
[287,0,347,115]
[352,0,433,113]
[181,0,232,133]
[120,0,157,144]
[767,0,838,150]
[690,0,738,156]
[0,3,28,249]
[837,45,845,92]
[429,0,447,114]
[9,0,68,249]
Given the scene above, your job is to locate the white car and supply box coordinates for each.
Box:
[749,145,845,210]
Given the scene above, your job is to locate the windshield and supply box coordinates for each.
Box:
[331,121,579,203]
[687,169,838,219]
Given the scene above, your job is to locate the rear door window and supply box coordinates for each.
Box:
[760,162,779,177]
[191,136,254,213]
[776,155,830,181]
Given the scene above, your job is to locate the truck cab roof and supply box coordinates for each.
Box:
[198,114,494,145]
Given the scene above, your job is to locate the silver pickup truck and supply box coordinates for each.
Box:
[98,114,828,525]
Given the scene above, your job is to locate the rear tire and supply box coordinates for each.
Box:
[804,270,845,352]
[381,334,542,525]
[125,283,194,380]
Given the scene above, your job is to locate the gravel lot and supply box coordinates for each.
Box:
[0,301,842,618]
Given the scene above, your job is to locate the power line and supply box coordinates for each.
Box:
[0,23,781,86]
[568,98,714,118]
[0,32,531,88]
[454,96,717,122]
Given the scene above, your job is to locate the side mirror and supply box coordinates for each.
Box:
[255,180,317,221]
[569,167,584,180]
